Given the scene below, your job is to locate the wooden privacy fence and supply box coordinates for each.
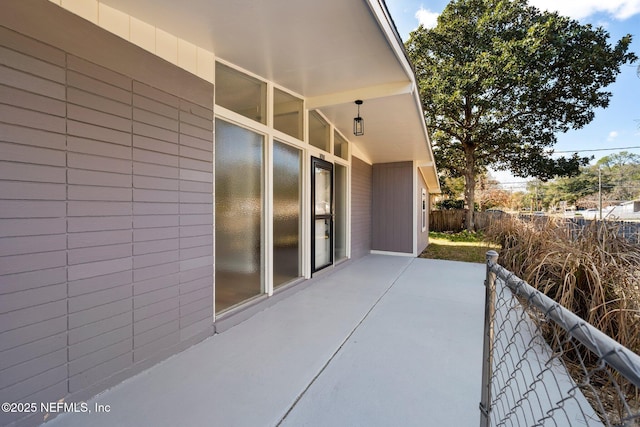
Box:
[430,210,508,232]
[430,210,465,232]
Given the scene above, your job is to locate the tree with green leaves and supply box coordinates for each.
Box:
[538,170,601,207]
[439,174,466,199]
[596,151,640,201]
[406,0,637,229]
[533,151,640,210]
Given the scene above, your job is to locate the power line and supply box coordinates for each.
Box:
[554,145,640,154]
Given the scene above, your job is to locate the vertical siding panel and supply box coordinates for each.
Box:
[350,157,372,259]
[0,28,68,416]
[372,162,413,253]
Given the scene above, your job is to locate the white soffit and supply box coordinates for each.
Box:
[322,94,427,163]
[101,0,438,185]
[100,0,407,96]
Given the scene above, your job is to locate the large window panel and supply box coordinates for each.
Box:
[216,62,267,124]
[273,141,302,287]
[215,119,264,312]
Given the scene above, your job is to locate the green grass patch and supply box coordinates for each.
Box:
[428,230,485,243]
[419,231,496,263]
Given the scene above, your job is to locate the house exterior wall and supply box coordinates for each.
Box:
[0,3,214,425]
[350,156,372,259]
[0,1,435,425]
[371,162,413,254]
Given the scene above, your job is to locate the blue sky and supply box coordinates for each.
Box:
[386,0,640,186]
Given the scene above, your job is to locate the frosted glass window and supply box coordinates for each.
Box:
[335,164,347,261]
[215,120,264,312]
[334,131,349,160]
[274,89,303,140]
[273,141,302,288]
[309,110,330,152]
[216,62,267,124]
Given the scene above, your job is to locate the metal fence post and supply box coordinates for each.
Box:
[480,250,499,427]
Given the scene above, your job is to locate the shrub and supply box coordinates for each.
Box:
[435,199,480,210]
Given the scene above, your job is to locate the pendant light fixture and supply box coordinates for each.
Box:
[353,100,364,136]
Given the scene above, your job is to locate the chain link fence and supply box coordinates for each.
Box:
[566,218,640,245]
[480,251,640,427]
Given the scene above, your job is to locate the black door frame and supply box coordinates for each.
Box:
[311,156,334,273]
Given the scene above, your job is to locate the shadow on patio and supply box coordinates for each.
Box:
[44,255,485,427]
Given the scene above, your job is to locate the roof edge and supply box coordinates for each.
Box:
[365,0,439,190]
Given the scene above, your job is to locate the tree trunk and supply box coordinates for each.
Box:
[462,96,477,232]
[463,144,476,231]
[464,171,476,231]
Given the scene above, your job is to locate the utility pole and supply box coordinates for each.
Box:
[598,167,603,220]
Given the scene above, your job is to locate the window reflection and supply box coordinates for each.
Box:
[216,62,267,124]
[308,111,330,152]
[334,131,349,160]
[274,89,303,140]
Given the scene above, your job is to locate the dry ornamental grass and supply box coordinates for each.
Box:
[485,216,640,424]
[485,216,640,352]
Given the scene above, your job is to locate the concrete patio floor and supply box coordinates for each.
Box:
[43,255,486,427]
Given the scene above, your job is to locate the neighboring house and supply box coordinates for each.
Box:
[604,200,640,219]
[612,200,640,214]
[0,0,440,425]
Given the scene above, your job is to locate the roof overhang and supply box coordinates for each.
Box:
[101,0,440,192]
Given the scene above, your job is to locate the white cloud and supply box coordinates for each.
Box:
[528,0,640,20]
[415,7,439,29]
[608,131,619,142]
